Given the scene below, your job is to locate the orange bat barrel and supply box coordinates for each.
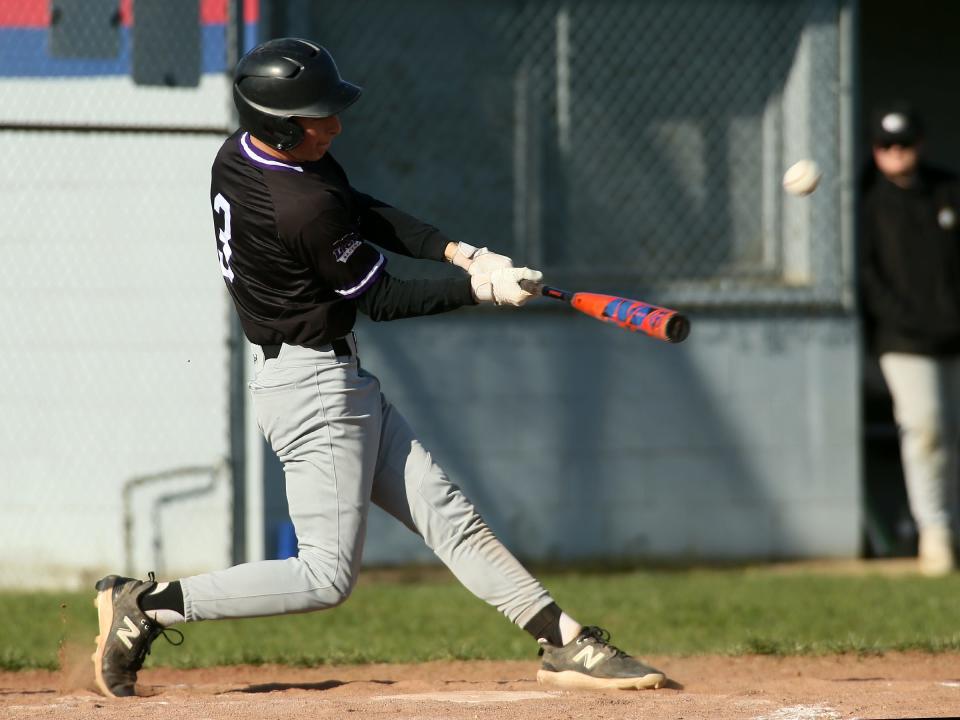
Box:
[521,280,691,343]
[571,292,690,343]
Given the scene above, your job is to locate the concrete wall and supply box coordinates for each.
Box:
[252,0,862,566]
[260,311,862,565]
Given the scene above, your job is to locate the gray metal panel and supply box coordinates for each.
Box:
[0,75,231,128]
[132,0,201,88]
[49,0,121,59]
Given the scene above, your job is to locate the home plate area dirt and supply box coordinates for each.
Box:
[3,654,960,719]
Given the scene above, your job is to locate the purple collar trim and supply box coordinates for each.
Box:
[239,133,304,173]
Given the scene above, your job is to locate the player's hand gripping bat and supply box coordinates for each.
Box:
[520,280,691,344]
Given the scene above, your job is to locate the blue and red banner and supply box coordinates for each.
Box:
[0,0,259,77]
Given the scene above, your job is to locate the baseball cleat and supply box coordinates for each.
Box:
[919,526,955,577]
[91,573,181,698]
[536,626,665,690]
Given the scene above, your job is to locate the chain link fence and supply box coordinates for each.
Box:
[0,0,855,587]
[303,0,852,308]
[0,0,249,588]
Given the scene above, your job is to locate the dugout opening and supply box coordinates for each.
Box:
[857,0,960,557]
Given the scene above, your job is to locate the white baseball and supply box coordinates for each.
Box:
[782,159,822,196]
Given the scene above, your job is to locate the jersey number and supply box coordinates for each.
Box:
[213,193,235,282]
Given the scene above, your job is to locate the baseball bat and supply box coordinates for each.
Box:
[520,280,690,344]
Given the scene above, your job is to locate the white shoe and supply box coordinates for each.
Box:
[919,526,955,577]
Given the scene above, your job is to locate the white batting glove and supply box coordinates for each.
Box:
[468,249,513,276]
[471,267,542,307]
[448,241,514,274]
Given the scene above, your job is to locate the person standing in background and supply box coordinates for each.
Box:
[859,105,960,576]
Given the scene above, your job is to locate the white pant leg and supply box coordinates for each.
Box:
[879,352,960,532]
[181,344,380,622]
[369,393,554,629]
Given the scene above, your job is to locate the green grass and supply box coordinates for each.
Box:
[4,567,960,671]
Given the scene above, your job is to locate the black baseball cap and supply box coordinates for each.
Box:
[871,105,923,147]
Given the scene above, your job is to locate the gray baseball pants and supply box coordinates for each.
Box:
[180,340,554,629]
[879,352,960,532]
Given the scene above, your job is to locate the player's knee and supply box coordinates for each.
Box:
[906,421,944,456]
[325,572,358,608]
[296,551,358,608]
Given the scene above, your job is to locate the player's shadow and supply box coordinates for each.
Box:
[442,678,530,686]
[443,677,685,690]
[0,689,56,696]
[227,679,396,694]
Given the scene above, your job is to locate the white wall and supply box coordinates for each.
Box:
[0,118,233,589]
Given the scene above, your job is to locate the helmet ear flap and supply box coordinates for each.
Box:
[262,116,304,151]
[233,84,304,151]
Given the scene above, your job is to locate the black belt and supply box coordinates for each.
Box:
[261,337,353,360]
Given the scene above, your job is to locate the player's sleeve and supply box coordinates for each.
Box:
[352,190,451,261]
[355,272,476,321]
[290,202,386,299]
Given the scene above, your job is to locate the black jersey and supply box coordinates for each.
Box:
[210,130,475,349]
[860,164,960,356]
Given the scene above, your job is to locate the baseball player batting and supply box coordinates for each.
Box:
[91,38,667,697]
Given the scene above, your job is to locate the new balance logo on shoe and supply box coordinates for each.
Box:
[115,616,141,650]
[572,645,607,670]
[94,574,183,699]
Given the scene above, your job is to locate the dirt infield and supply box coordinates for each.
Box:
[3,654,960,719]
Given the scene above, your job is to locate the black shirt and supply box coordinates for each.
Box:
[859,164,960,356]
[210,130,475,349]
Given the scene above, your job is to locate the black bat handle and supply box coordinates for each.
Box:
[519,279,573,302]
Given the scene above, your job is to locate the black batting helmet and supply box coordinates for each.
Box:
[233,38,362,151]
